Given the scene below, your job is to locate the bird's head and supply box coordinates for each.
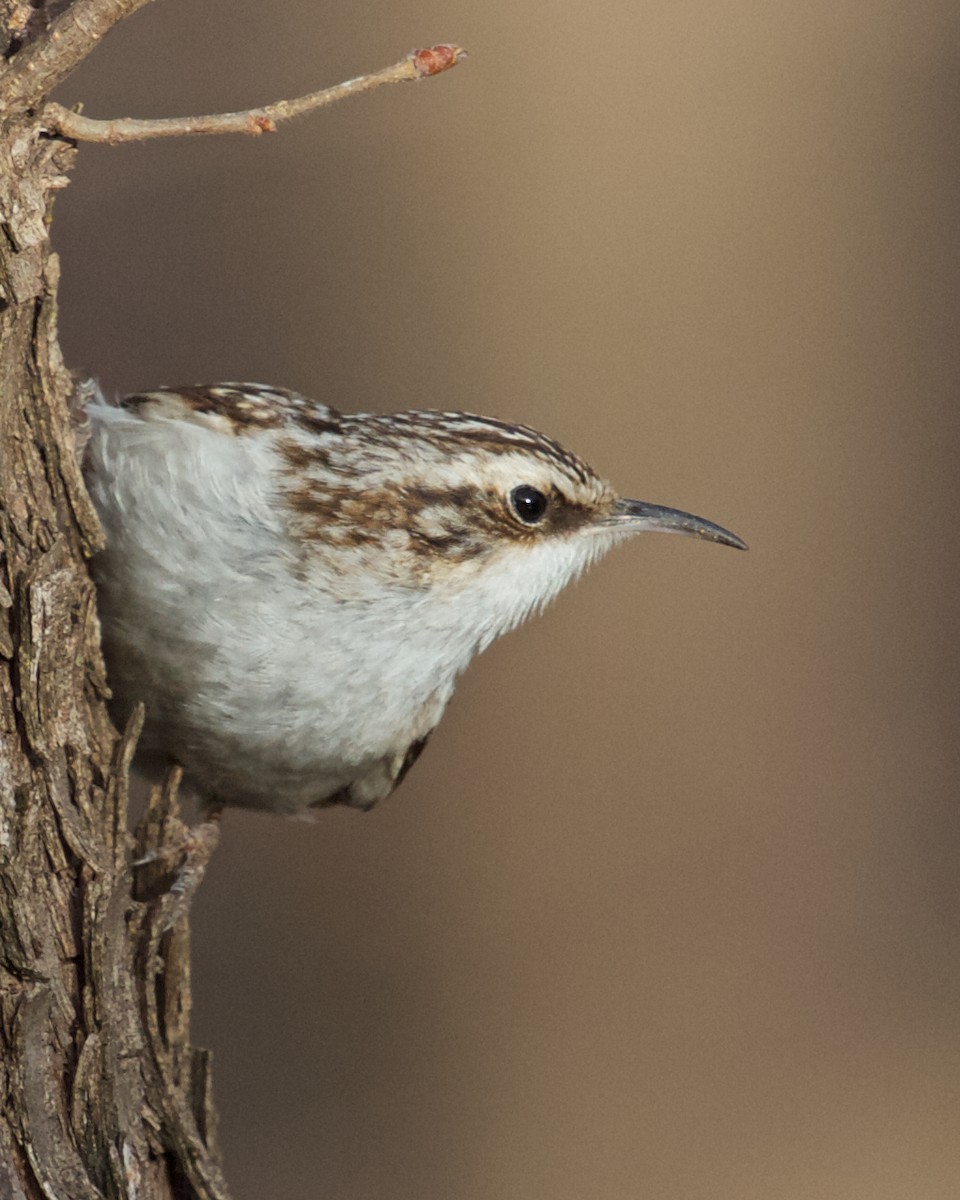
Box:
[279,408,746,641]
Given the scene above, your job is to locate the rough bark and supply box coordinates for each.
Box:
[0,6,229,1197]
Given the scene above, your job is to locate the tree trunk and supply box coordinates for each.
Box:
[0,10,228,1197]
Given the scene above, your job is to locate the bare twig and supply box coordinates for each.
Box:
[0,0,155,111]
[42,44,466,145]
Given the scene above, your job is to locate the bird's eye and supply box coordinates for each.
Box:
[510,485,548,524]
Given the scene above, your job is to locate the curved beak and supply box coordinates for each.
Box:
[606,498,748,551]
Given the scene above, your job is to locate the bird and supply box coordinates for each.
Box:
[82,381,746,816]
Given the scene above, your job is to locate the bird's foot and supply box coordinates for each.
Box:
[132,768,223,930]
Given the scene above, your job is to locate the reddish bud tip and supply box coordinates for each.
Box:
[411,45,466,77]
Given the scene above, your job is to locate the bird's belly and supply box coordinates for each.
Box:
[119,618,454,814]
[93,513,468,813]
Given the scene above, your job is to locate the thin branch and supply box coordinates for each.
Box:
[0,0,155,112]
[42,44,466,145]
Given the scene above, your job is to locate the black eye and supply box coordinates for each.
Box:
[510,485,548,524]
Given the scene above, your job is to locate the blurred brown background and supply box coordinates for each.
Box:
[55,1,960,1196]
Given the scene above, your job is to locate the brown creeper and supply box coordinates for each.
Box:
[83,382,746,814]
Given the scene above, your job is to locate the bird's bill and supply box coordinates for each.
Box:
[606,498,748,551]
